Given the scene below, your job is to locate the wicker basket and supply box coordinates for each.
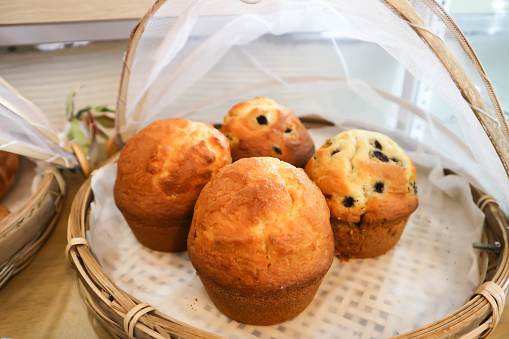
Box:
[0,76,89,288]
[0,167,66,289]
[67,164,508,339]
[66,0,509,338]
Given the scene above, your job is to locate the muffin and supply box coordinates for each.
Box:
[188,157,334,325]
[114,118,231,252]
[0,151,19,198]
[305,129,418,260]
[0,205,10,222]
[220,97,315,168]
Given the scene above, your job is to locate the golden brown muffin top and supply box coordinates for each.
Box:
[114,118,231,227]
[188,157,334,294]
[305,129,418,224]
[0,151,19,198]
[220,97,315,167]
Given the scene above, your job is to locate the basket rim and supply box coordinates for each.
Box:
[0,166,65,237]
[66,153,509,339]
[0,167,66,289]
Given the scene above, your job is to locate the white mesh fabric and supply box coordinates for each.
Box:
[121,0,509,209]
[0,77,77,168]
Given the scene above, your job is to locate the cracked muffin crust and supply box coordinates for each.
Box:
[219,97,315,168]
[114,118,231,252]
[305,129,418,259]
[188,157,334,325]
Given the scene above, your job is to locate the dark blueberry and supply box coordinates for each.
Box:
[343,196,354,208]
[272,145,282,155]
[313,155,316,160]
[324,194,332,200]
[373,151,389,162]
[374,181,384,193]
[256,115,268,125]
[412,181,418,194]
[331,149,340,156]
[284,127,292,133]
[374,140,382,150]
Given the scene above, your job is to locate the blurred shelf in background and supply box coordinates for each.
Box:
[0,0,154,46]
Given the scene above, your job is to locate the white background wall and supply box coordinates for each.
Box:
[450,0,508,13]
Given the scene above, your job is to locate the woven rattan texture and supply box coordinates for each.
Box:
[88,153,484,338]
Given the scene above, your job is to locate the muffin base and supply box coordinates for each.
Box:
[198,274,325,325]
[127,219,190,252]
[331,216,410,260]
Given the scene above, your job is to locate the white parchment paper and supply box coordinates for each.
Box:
[88,135,484,339]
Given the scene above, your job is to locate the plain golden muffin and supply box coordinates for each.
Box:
[305,129,418,260]
[114,118,231,252]
[220,97,315,168]
[188,157,334,325]
[0,151,19,198]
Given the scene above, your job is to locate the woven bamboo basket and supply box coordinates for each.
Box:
[0,76,88,288]
[66,0,509,338]
[0,167,66,289]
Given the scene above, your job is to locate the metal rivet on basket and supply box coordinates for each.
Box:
[472,242,501,254]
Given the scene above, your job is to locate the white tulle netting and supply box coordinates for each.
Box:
[119,0,509,212]
[0,77,77,168]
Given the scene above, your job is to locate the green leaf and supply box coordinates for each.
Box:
[94,115,116,128]
[96,127,109,141]
[95,105,116,113]
[68,118,90,152]
[65,86,82,121]
[76,106,92,120]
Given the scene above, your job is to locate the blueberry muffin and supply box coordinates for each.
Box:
[188,157,334,325]
[305,129,418,259]
[220,97,315,168]
[114,118,232,252]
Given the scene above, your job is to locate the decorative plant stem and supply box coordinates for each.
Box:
[65,86,116,163]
